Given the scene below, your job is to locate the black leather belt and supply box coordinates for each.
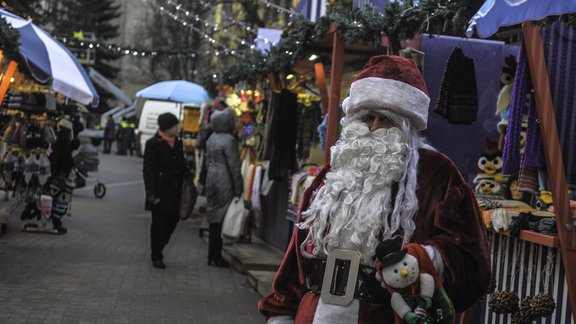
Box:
[303,257,390,305]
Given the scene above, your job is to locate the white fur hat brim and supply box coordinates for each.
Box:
[342,77,430,131]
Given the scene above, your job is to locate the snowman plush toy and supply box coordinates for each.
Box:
[374,239,454,324]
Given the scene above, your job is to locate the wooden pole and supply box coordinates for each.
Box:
[314,61,329,115]
[0,60,17,105]
[522,22,576,322]
[267,73,280,93]
[324,25,345,165]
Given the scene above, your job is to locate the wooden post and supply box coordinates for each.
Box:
[314,61,329,115]
[267,73,280,93]
[324,26,345,165]
[522,22,576,322]
[0,60,17,104]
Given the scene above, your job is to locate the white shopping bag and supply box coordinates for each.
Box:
[221,198,248,241]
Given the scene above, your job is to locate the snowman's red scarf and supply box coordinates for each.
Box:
[378,243,450,324]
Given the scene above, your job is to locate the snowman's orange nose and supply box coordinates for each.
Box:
[400,268,409,277]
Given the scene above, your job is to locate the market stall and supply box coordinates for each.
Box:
[0,9,100,235]
[467,1,576,322]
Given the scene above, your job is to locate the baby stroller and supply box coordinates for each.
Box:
[73,143,106,198]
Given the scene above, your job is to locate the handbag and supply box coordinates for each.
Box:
[221,197,248,241]
[179,167,198,220]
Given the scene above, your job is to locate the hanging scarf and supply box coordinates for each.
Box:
[502,47,530,175]
[158,130,175,148]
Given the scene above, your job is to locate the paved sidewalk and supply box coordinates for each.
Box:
[0,153,263,324]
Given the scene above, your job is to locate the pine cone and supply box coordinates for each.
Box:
[511,309,534,324]
[519,296,538,320]
[487,276,497,294]
[489,291,519,314]
[530,293,556,317]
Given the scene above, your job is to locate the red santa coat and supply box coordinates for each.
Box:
[258,149,491,323]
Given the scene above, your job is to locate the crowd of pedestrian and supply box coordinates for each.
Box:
[103,116,137,156]
[140,101,242,270]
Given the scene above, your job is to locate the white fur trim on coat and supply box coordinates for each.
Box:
[344,77,430,131]
[313,298,359,323]
[267,315,294,324]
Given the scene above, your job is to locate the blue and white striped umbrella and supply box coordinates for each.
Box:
[0,9,99,107]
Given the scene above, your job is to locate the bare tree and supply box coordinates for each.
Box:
[138,0,290,82]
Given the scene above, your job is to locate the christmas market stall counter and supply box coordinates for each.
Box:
[467,1,576,322]
[474,195,571,323]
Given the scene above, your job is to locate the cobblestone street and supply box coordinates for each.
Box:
[0,153,263,324]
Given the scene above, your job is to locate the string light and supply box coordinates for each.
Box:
[159,0,282,50]
[166,0,257,36]
[143,0,231,53]
[158,0,260,50]
[58,36,202,58]
[75,0,286,59]
[259,0,299,16]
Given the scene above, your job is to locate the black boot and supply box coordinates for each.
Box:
[207,257,229,268]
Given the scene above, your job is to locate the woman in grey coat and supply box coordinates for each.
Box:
[205,108,243,267]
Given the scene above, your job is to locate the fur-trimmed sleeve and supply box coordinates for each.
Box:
[415,150,491,312]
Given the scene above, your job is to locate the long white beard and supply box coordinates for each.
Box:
[298,119,419,264]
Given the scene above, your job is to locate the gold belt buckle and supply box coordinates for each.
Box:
[320,249,361,306]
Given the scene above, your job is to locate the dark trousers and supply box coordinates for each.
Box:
[208,222,223,261]
[116,138,125,155]
[123,136,134,156]
[150,211,179,261]
[103,139,114,153]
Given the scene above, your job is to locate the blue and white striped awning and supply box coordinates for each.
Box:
[0,9,99,107]
[467,0,576,38]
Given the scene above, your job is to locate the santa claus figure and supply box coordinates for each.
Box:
[258,55,490,324]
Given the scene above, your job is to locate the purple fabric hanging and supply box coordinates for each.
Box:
[521,96,545,168]
[502,48,530,175]
[523,22,576,187]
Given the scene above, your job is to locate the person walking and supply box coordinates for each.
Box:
[205,108,243,267]
[143,112,185,269]
[123,118,136,156]
[116,118,128,155]
[103,116,116,154]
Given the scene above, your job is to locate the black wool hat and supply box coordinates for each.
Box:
[157,112,179,131]
[375,239,408,268]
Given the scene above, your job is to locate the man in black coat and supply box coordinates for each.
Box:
[143,113,185,269]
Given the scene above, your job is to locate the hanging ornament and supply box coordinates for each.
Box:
[489,291,519,314]
[510,296,537,324]
[510,307,534,324]
[510,247,557,323]
[489,242,520,314]
[528,251,556,318]
[529,292,556,318]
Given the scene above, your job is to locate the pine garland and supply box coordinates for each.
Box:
[202,0,484,91]
[0,16,21,63]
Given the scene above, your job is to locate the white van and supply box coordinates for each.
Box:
[136,99,201,155]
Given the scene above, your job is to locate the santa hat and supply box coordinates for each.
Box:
[342,55,430,131]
